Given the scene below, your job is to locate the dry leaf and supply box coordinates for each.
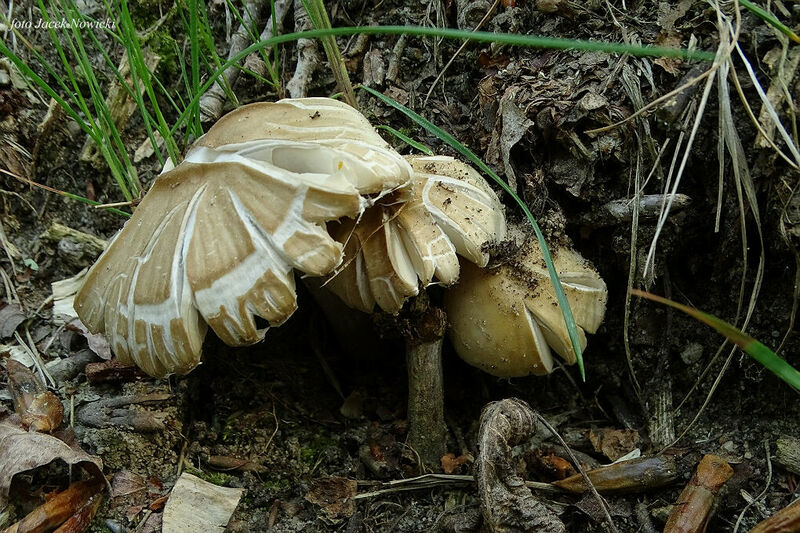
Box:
[65,319,111,360]
[304,477,357,519]
[441,453,470,474]
[588,428,640,462]
[6,359,63,432]
[0,421,104,509]
[0,303,26,339]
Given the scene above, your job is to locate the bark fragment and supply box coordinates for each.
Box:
[662,454,733,533]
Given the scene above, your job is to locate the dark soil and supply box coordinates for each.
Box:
[2,0,800,532]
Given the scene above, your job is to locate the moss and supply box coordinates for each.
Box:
[262,477,291,493]
[183,466,232,486]
[298,431,337,466]
[299,446,317,464]
[144,28,180,78]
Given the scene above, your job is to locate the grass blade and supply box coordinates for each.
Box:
[739,0,800,44]
[375,125,434,155]
[360,84,587,379]
[631,289,800,392]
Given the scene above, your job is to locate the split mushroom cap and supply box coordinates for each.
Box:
[444,231,607,377]
[74,98,413,377]
[325,155,507,313]
[168,97,412,198]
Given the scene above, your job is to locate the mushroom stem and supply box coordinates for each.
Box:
[404,301,447,468]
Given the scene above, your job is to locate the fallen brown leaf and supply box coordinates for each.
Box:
[304,477,357,519]
[0,421,104,509]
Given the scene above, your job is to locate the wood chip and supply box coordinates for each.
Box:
[162,473,243,533]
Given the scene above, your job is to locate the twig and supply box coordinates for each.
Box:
[536,413,619,533]
[14,329,55,389]
[353,473,564,500]
[287,0,320,97]
[733,440,773,532]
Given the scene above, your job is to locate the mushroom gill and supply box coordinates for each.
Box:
[74,97,413,377]
[325,155,507,313]
[444,229,608,377]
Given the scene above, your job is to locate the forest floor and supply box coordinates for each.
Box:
[1,0,800,531]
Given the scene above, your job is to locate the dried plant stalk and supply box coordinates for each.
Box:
[476,398,565,532]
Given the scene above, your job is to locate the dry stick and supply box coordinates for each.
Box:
[733,440,772,533]
[13,329,55,389]
[423,0,499,108]
[198,0,260,121]
[536,413,619,533]
[286,0,320,97]
[198,0,291,122]
[354,474,562,500]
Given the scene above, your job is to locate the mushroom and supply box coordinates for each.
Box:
[318,155,507,465]
[74,97,413,377]
[325,155,507,312]
[444,226,608,377]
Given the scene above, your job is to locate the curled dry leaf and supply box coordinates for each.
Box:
[552,455,677,495]
[2,477,104,533]
[74,98,413,377]
[476,398,565,533]
[445,225,608,377]
[6,359,63,432]
[326,155,506,313]
[0,422,104,509]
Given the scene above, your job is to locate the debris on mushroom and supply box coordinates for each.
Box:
[444,225,608,377]
[325,155,507,313]
[74,97,413,377]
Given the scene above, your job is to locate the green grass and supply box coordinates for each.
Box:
[2,9,712,210]
[740,0,800,44]
[632,289,800,392]
[375,125,434,155]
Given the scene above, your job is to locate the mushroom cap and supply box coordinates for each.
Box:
[189,98,411,196]
[74,98,413,377]
[325,155,507,313]
[444,233,607,377]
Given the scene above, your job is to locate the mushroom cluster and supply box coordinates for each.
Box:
[75,96,607,385]
[325,155,507,313]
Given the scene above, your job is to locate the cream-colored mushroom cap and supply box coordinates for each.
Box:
[182,97,412,197]
[444,233,607,377]
[325,155,507,313]
[74,98,413,377]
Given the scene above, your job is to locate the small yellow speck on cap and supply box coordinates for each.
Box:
[338,161,343,170]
